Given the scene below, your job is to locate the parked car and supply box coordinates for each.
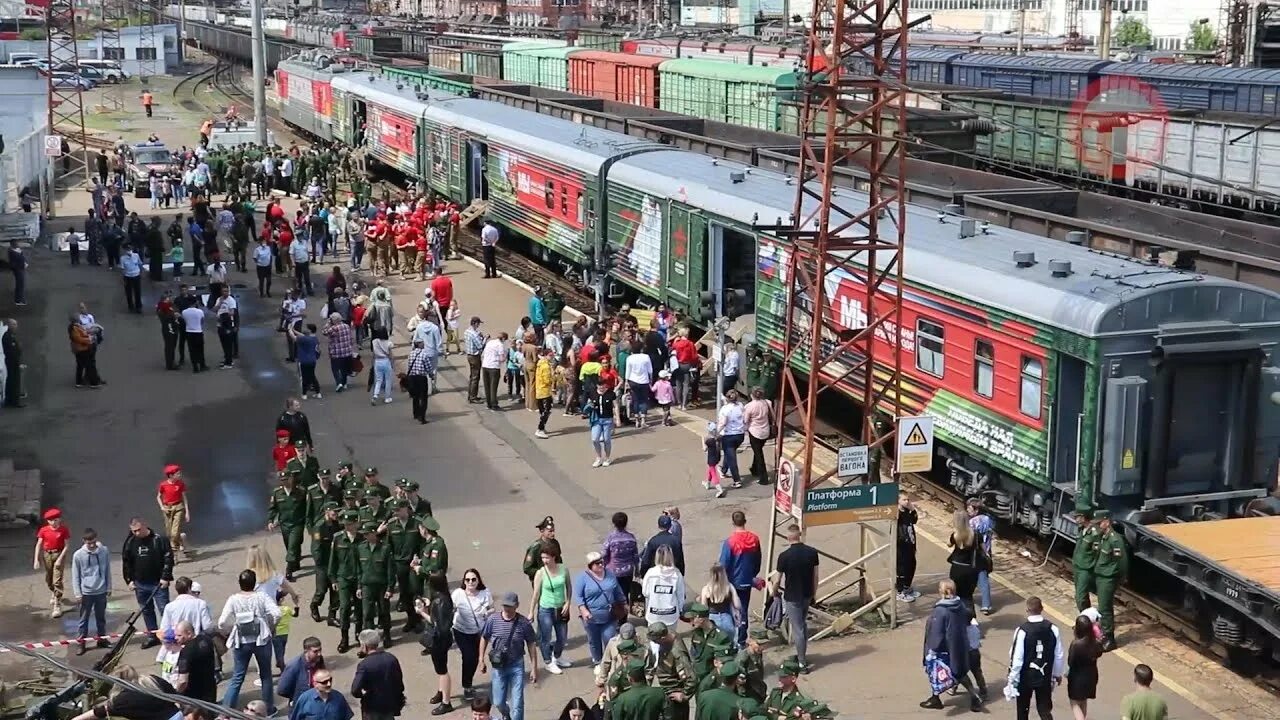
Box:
[50,72,95,90]
[79,60,130,83]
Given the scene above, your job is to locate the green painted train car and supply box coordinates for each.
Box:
[962,96,1125,181]
[500,40,570,89]
[381,65,475,97]
[657,59,800,132]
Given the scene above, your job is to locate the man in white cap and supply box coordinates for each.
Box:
[478,591,538,720]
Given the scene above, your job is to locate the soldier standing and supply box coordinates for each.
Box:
[604,640,649,711]
[341,486,362,515]
[337,462,359,494]
[524,516,558,584]
[1072,511,1099,614]
[687,603,734,684]
[384,499,421,632]
[356,521,394,648]
[737,630,769,703]
[697,647,738,694]
[649,622,696,720]
[286,440,321,488]
[268,471,308,581]
[612,661,666,720]
[697,662,747,720]
[309,502,341,625]
[414,517,449,597]
[1092,510,1128,651]
[400,479,433,517]
[330,509,364,653]
[362,467,392,501]
[306,468,343,530]
[764,659,809,720]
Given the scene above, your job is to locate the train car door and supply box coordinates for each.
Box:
[352,98,368,148]
[466,139,489,203]
[707,221,757,317]
[666,206,703,310]
[1053,354,1088,494]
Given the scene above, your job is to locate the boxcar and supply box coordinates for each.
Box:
[568,51,665,108]
[963,95,1126,183]
[658,59,799,132]
[381,64,476,97]
[1100,64,1280,116]
[952,54,1107,101]
[502,42,574,91]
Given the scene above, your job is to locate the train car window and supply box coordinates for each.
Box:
[544,180,554,210]
[576,190,585,225]
[560,184,568,216]
[974,339,994,399]
[916,318,945,378]
[1020,357,1042,419]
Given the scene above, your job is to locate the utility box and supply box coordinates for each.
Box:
[1100,376,1146,497]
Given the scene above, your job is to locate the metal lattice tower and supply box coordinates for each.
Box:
[46,0,90,185]
[770,0,907,508]
[136,0,160,86]
[1064,0,1083,47]
[99,0,126,110]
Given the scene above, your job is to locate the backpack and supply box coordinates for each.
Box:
[1014,620,1056,688]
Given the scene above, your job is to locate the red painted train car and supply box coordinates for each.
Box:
[567,51,665,108]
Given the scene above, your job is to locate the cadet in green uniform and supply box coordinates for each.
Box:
[306,468,343,530]
[648,622,696,720]
[796,700,834,720]
[414,516,449,596]
[396,478,433,517]
[697,646,738,694]
[1072,511,1099,613]
[336,461,356,491]
[267,471,308,580]
[362,467,391,501]
[612,661,666,720]
[1092,510,1128,650]
[735,699,763,720]
[697,662,747,720]
[384,499,421,631]
[605,640,647,709]
[523,516,558,583]
[737,629,770,703]
[764,659,808,720]
[358,493,389,527]
[341,486,361,514]
[309,502,341,625]
[356,521,394,645]
[329,510,364,653]
[687,603,734,683]
[285,441,321,487]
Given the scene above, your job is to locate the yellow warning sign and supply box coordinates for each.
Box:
[904,423,929,447]
[1122,449,1135,470]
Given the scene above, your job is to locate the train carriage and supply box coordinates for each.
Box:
[275,56,350,143]
[568,51,665,108]
[500,40,571,90]
[658,59,800,132]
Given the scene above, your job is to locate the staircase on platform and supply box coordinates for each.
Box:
[457,199,489,226]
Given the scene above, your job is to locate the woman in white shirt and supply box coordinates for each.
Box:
[218,569,282,713]
[207,261,228,310]
[641,545,686,629]
[717,389,747,489]
[449,567,494,700]
[623,341,654,428]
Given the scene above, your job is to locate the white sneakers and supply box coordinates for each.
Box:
[554,656,571,667]
[592,459,603,468]
[546,660,563,675]
[385,397,393,404]
[371,396,393,405]
[535,430,549,439]
[51,597,63,618]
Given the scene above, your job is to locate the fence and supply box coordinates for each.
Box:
[0,125,48,215]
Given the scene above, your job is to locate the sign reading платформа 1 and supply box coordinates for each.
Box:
[803,483,900,527]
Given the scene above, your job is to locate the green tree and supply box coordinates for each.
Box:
[19,28,45,40]
[1113,17,1153,47]
[1187,21,1218,51]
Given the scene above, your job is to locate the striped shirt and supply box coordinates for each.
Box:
[480,611,535,663]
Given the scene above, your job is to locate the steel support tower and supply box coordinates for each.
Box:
[46,0,90,186]
[99,0,127,110]
[135,0,160,86]
[761,0,908,620]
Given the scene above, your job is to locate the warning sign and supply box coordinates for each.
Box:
[774,458,802,520]
[896,416,934,474]
[44,135,62,157]
[1122,449,1135,470]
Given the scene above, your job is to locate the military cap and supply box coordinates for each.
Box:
[688,602,710,617]
[777,657,802,677]
[749,629,770,642]
[402,480,420,492]
[1095,509,1112,520]
[719,661,742,679]
[340,510,360,523]
[536,515,555,530]
[294,439,308,448]
[360,521,380,533]
[395,477,412,489]
[617,638,639,653]
[364,467,378,477]
[343,488,359,499]
[322,501,340,511]
[421,516,441,532]
[714,646,736,659]
[736,700,763,716]
[338,461,354,471]
[319,467,332,477]
[387,498,407,510]
[680,602,695,620]
[647,622,669,639]
[625,658,648,674]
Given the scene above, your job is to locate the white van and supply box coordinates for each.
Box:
[79,59,130,82]
[7,52,42,65]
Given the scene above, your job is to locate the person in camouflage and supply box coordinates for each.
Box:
[523,516,558,584]
[648,622,696,720]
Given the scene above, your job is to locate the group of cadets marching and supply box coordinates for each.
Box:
[267,442,445,655]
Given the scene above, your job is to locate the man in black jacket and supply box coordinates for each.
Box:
[276,397,313,447]
[639,513,685,577]
[350,629,404,720]
[122,517,174,649]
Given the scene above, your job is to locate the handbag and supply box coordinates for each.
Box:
[587,573,627,623]
[351,355,364,374]
[487,616,518,669]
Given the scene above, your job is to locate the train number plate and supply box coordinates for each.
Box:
[1223,579,1245,602]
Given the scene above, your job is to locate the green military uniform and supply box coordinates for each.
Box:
[385,501,421,628]
[286,446,321,487]
[341,486,361,514]
[306,473,343,529]
[764,660,809,720]
[1092,512,1128,647]
[796,700,834,720]
[362,469,392,501]
[335,461,355,490]
[687,603,734,683]
[697,646,738,694]
[329,515,364,649]
[268,480,308,575]
[606,642,647,703]
[358,500,389,527]
[309,503,341,623]
[417,518,449,580]
[736,699,763,720]
[395,478,433,517]
[357,523,394,639]
[611,658,667,720]
[1073,512,1100,612]
[649,623,697,720]
[696,663,746,720]
[523,515,557,583]
[737,630,770,703]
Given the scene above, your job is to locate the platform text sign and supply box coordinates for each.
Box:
[837,445,869,478]
[896,415,934,474]
[803,483,900,527]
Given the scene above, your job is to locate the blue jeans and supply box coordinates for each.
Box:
[272,634,288,668]
[977,570,992,610]
[720,433,745,485]
[535,607,567,663]
[490,660,525,720]
[733,586,752,645]
[78,593,108,639]
[709,611,737,647]
[222,641,274,712]
[372,357,393,398]
[591,419,614,456]
[133,582,170,632]
[582,620,618,665]
[351,240,365,269]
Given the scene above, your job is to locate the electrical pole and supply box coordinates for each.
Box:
[1098,0,1113,59]
[1015,0,1026,55]
[250,0,268,146]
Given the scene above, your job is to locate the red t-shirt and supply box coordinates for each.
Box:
[272,444,297,471]
[430,276,453,309]
[279,229,293,249]
[36,524,71,553]
[672,337,699,365]
[157,479,187,505]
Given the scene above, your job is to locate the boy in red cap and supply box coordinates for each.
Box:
[272,428,297,473]
[32,508,70,617]
[156,465,190,558]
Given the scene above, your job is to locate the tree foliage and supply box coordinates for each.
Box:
[1113,17,1152,48]
[1187,22,1218,51]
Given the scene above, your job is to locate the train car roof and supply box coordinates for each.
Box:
[330,72,457,114]
[276,55,364,78]
[610,151,1280,335]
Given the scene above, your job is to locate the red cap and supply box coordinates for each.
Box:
[276,429,291,438]
[164,464,181,475]
[43,508,61,521]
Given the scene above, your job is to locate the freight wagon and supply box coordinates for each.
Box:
[183,20,297,71]
[658,59,799,132]
[501,41,572,91]
[568,51,665,107]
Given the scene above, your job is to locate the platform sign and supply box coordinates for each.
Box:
[774,458,802,520]
[837,445,869,478]
[44,135,62,157]
[896,416,934,474]
[803,483,899,526]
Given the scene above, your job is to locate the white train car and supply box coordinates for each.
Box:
[276,54,359,142]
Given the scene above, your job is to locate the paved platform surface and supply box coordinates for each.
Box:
[0,90,1269,720]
